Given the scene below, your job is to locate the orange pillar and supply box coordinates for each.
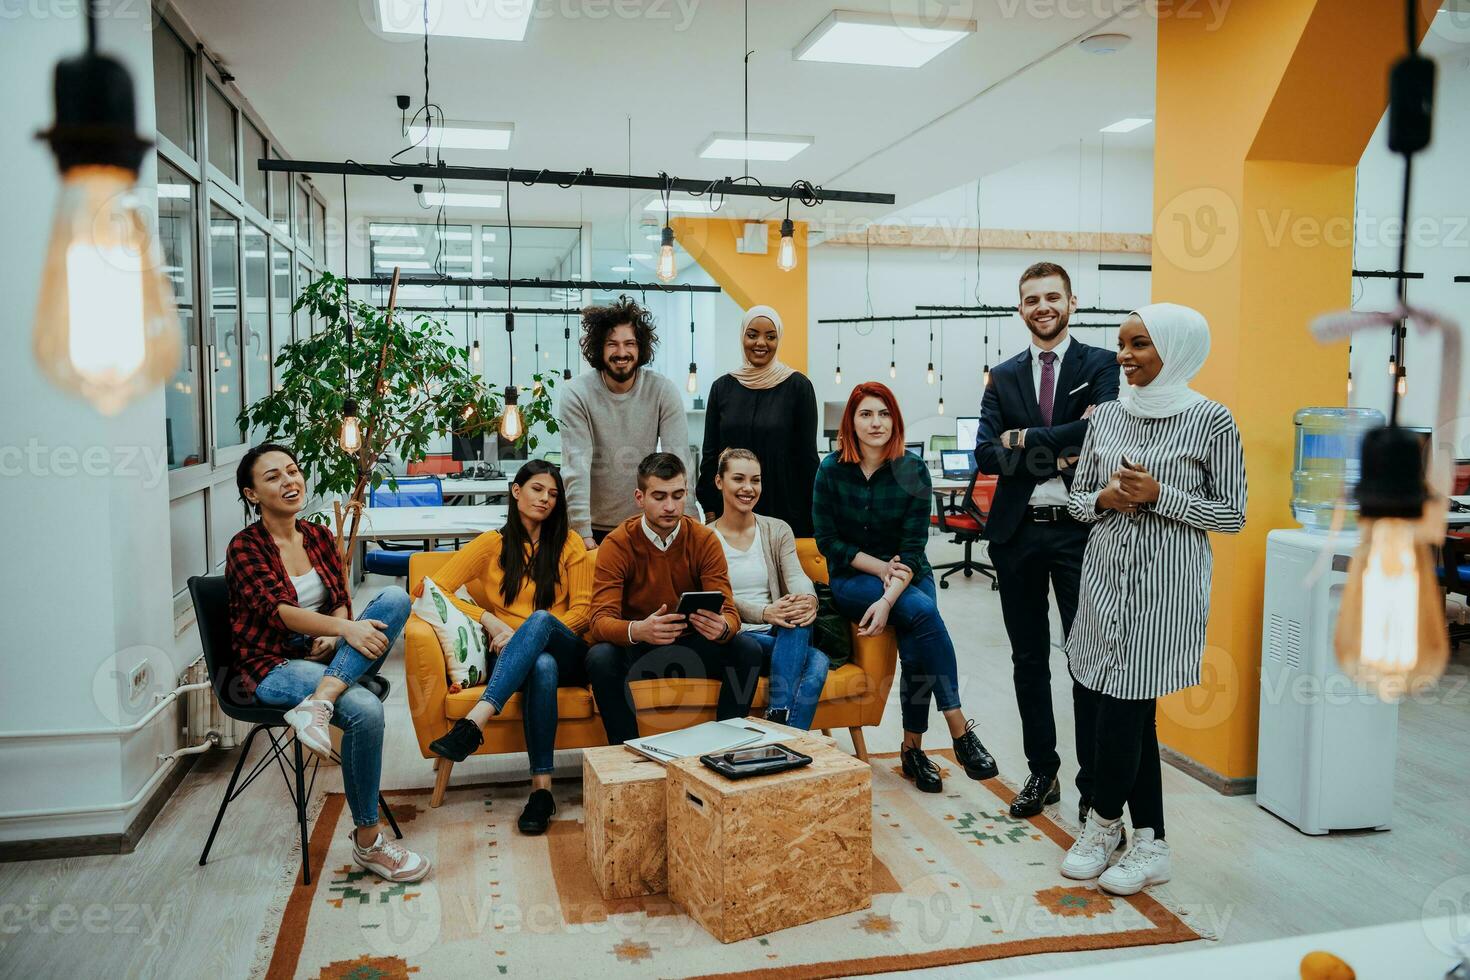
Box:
[1152,0,1432,786]
[670,218,809,372]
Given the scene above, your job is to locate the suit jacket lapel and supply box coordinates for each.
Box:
[1012,351,1042,428]
[1053,341,1086,420]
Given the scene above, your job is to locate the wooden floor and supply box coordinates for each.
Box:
[4,540,1469,978]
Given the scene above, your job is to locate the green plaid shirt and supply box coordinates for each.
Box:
[812,451,933,581]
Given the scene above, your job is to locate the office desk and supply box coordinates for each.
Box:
[439,477,511,502]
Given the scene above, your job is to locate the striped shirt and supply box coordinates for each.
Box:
[1064,399,1247,699]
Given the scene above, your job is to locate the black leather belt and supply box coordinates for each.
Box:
[1025,505,1071,523]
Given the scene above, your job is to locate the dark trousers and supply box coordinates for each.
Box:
[585,632,764,744]
[1074,684,1164,838]
[592,528,611,545]
[988,517,1088,780]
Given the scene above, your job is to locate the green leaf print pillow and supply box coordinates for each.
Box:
[410,576,488,690]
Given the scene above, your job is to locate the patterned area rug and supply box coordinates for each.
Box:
[253,751,1200,979]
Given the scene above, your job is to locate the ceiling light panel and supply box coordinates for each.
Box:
[644,196,720,215]
[698,132,813,161]
[408,119,514,150]
[418,189,504,208]
[377,0,534,41]
[1100,117,1152,133]
[794,11,975,68]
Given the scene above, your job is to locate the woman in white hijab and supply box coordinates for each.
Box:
[1057,302,1248,897]
[696,305,820,536]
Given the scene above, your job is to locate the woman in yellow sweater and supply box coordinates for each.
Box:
[414,460,592,833]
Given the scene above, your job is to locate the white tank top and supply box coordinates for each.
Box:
[290,568,326,611]
[713,525,772,633]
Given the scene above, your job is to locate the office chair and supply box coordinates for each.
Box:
[363,476,452,578]
[930,469,999,590]
[188,575,401,886]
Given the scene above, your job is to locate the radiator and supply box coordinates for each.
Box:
[182,658,250,749]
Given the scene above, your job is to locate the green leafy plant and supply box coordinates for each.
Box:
[240,271,557,576]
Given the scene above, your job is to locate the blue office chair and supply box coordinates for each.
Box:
[362,476,453,579]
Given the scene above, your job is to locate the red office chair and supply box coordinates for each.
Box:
[930,471,999,590]
[408,454,461,477]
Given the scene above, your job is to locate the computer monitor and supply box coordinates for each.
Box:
[904,442,924,459]
[941,450,976,479]
[929,434,958,453]
[451,431,484,462]
[822,401,847,443]
[955,416,980,452]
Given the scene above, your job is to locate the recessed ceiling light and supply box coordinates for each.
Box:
[610,265,635,273]
[370,224,419,237]
[374,245,425,256]
[1099,117,1152,134]
[1079,33,1131,55]
[698,132,813,162]
[409,119,514,150]
[794,10,975,68]
[418,188,503,208]
[376,0,534,42]
[644,196,719,215]
[440,230,473,240]
[377,260,433,270]
[627,253,653,261]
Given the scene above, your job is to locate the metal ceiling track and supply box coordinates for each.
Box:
[916,304,1134,315]
[817,312,1014,325]
[259,159,896,206]
[347,275,722,293]
[386,306,586,315]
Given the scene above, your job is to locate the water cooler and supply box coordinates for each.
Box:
[1256,528,1398,834]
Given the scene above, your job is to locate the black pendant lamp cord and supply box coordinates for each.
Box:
[743,0,751,181]
[1388,0,1424,427]
[85,0,97,53]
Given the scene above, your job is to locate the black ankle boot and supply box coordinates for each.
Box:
[429,718,483,762]
[764,707,791,726]
[901,745,943,793]
[518,789,556,835]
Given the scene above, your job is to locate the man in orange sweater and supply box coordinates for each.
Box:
[586,453,764,743]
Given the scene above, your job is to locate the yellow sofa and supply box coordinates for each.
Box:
[405,539,898,807]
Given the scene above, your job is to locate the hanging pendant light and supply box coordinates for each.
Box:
[1396,369,1407,397]
[834,326,842,385]
[777,217,797,273]
[685,293,699,393]
[888,323,896,379]
[925,321,935,384]
[33,2,181,415]
[563,315,573,380]
[499,310,523,440]
[937,321,946,413]
[339,398,362,452]
[471,339,481,366]
[657,225,677,283]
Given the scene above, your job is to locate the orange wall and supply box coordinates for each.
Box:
[1153,0,1430,779]
[670,218,809,372]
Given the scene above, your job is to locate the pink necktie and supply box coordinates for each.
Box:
[1038,351,1057,426]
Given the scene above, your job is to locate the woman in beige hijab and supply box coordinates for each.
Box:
[696,305,820,535]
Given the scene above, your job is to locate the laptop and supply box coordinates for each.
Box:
[941,450,977,480]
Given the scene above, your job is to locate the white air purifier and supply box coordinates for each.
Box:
[1256,528,1398,835]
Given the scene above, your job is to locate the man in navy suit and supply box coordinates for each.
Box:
[975,262,1119,819]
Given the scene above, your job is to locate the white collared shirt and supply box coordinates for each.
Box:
[1027,333,1072,507]
[641,515,682,551]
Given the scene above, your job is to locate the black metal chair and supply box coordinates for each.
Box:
[188,575,401,885]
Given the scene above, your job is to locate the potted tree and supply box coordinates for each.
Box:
[240,270,558,584]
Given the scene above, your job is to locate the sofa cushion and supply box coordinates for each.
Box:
[445,684,596,721]
[411,576,490,689]
[624,663,869,712]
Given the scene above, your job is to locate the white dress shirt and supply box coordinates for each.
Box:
[641,515,682,551]
[1027,334,1072,507]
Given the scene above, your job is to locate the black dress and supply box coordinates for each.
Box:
[696,371,820,537]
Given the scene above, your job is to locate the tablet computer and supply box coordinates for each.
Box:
[675,591,725,616]
[700,743,813,780]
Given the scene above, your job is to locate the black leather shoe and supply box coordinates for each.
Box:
[429,718,483,763]
[901,746,943,793]
[1009,772,1061,818]
[517,788,556,835]
[952,721,999,780]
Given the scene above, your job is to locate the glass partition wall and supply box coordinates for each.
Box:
[154,11,328,609]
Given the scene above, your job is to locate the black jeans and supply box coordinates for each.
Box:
[988,517,1088,780]
[1074,684,1164,838]
[585,632,764,744]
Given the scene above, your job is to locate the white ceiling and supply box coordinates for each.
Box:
[172,0,1157,278]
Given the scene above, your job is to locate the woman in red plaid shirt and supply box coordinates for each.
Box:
[227,444,429,884]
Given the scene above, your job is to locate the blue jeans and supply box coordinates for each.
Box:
[749,625,829,730]
[255,586,412,827]
[479,610,588,775]
[828,573,961,735]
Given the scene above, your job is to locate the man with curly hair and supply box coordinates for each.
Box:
[560,297,699,548]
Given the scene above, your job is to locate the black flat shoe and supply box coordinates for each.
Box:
[517,788,556,835]
[952,720,999,780]
[429,718,483,763]
[1009,772,1061,818]
[901,745,943,793]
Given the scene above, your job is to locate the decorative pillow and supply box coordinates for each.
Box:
[412,576,489,690]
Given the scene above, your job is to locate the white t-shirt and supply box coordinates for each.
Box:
[290,567,326,611]
[713,525,772,633]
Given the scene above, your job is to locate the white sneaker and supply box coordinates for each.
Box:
[351,831,431,883]
[1099,828,1171,895]
[1061,813,1124,880]
[283,698,334,759]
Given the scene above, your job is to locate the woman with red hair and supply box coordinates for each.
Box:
[811,383,998,794]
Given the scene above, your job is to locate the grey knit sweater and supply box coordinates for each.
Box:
[559,368,699,537]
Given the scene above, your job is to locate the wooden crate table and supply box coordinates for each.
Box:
[583,745,669,899]
[665,735,872,943]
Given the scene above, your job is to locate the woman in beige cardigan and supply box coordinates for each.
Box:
[708,448,830,728]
